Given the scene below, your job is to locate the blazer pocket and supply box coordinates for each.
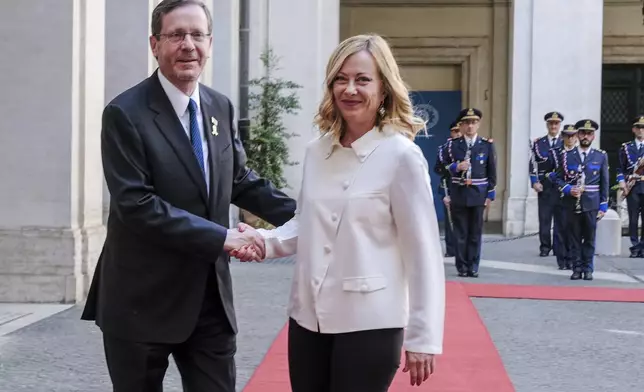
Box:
[342,275,387,293]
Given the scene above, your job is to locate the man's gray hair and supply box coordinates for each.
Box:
[151,0,213,36]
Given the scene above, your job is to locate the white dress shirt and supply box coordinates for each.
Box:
[158,70,210,193]
[257,125,446,354]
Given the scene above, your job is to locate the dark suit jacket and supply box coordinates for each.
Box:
[81,71,296,344]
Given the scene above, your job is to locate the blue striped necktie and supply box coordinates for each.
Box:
[187,99,205,176]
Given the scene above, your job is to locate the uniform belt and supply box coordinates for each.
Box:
[451,178,488,185]
[583,184,599,192]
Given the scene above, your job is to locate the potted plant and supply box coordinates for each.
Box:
[241,48,302,229]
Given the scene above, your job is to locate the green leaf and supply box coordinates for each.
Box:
[244,46,302,190]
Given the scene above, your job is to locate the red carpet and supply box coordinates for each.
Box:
[243,281,644,391]
[243,282,514,392]
[463,282,644,303]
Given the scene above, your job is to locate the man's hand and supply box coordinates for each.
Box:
[456,161,470,172]
[223,223,265,260]
[571,187,581,198]
[619,180,627,192]
[532,182,543,193]
[597,211,605,221]
[442,196,451,207]
[402,351,435,386]
[485,198,491,207]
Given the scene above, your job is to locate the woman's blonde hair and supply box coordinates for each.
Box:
[314,34,426,141]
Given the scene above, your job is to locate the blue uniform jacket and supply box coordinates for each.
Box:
[435,141,451,198]
[529,135,563,187]
[555,148,609,213]
[443,136,497,207]
[617,141,644,194]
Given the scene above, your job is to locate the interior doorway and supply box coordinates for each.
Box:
[601,64,644,184]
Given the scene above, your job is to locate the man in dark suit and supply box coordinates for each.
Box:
[81,1,296,391]
[442,108,497,277]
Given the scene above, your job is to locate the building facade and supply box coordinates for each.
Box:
[0,0,643,302]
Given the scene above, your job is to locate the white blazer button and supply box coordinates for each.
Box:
[361,284,368,291]
[343,181,350,189]
[331,213,338,222]
[324,245,331,253]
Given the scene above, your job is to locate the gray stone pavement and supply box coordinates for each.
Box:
[474,299,644,392]
[0,235,642,391]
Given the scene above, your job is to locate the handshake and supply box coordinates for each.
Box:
[223,223,266,262]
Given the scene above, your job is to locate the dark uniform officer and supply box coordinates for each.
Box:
[529,111,564,257]
[616,116,644,258]
[435,121,461,257]
[443,108,497,277]
[555,119,608,281]
[548,124,578,269]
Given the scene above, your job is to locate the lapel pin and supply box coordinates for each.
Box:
[211,117,218,136]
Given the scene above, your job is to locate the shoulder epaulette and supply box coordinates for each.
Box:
[481,137,493,143]
[622,141,629,146]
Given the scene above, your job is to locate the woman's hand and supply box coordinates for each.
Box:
[402,351,436,386]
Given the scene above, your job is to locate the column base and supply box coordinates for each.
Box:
[503,195,539,236]
[0,225,105,303]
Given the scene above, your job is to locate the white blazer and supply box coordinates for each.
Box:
[258,125,445,354]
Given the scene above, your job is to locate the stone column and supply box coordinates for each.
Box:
[260,0,340,197]
[209,0,239,105]
[504,0,603,236]
[0,0,106,302]
[104,0,152,222]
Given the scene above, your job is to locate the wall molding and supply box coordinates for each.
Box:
[341,0,509,6]
[604,35,644,64]
[387,36,489,114]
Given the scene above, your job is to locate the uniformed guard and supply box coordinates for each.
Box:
[555,119,608,281]
[443,108,497,277]
[616,116,644,258]
[546,124,578,269]
[529,111,564,257]
[435,120,462,257]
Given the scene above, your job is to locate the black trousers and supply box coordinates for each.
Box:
[557,206,574,268]
[567,208,598,273]
[443,203,455,256]
[626,192,644,252]
[452,205,485,273]
[102,268,236,392]
[537,186,562,254]
[288,318,403,392]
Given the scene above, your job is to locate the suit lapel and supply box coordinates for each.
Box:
[148,72,208,204]
[200,91,222,217]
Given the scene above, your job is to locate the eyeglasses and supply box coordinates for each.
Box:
[156,32,211,44]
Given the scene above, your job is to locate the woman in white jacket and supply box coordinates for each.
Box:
[232,33,445,392]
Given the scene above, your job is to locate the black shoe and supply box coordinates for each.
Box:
[467,271,479,278]
[558,266,565,270]
[539,250,549,257]
[564,265,572,270]
[630,251,639,258]
[458,271,468,277]
[445,252,454,257]
[570,271,582,280]
[583,271,594,281]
